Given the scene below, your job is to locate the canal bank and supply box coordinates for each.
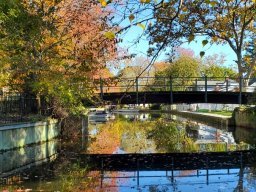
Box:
[0,119,61,151]
[140,109,232,130]
[141,107,256,130]
[231,106,256,129]
[1,112,256,191]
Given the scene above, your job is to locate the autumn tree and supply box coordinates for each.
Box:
[244,37,256,77]
[147,0,256,85]
[117,56,155,91]
[201,54,238,78]
[0,0,116,116]
[152,61,169,75]
[149,55,200,91]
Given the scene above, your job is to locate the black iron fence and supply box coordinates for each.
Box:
[95,76,256,105]
[97,76,256,94]
[0,94,51,125]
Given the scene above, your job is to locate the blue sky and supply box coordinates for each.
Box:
[118,25,238,70]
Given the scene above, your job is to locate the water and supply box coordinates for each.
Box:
[1,112,256,191]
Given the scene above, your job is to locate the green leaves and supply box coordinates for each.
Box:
[188,34,195,43]
[200,40,208,58]
[200,51,205,58]
[104,31,115,39]
[202,40,208,47]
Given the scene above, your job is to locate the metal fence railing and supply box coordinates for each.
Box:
[95,76,256,94]
[0,94,51,125]
[93,76,256,97]
[92,76,256,105]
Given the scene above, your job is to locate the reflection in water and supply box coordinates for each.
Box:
[84,168,256,192]
[78,113,256,191]
[234,126,256,147]
[85,113,254,154]
[0,139,58,178]
[1,112,256,191]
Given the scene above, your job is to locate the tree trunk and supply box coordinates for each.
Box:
[36,94,41,115]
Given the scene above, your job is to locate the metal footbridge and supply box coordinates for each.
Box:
[94,76,255,104]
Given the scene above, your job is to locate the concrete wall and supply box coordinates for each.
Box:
[173,104,239,111]
[233,126,256,145]
[168,110,231,131]
[0,139,58,177]
[232,107,256,129]
[0,119,60,151]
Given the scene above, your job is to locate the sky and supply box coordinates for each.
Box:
[118,25,237,69]
[111,1,240,75]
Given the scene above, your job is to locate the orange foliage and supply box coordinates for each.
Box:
[153,62,169,73]
[59,0,117,78]
[89,126,121,154]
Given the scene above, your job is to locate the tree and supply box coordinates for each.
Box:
[166,55,201,91]
[244,37,256,77]
[0,0,116,116]
[147,0,256,85]
[117,56,154,91]
[201,54,238,78]
[168,56,200,77]
[203,65,237,79]
[152,61,169,74]
[149,55,200,91]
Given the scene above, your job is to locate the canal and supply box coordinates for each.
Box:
[1,112,256,191]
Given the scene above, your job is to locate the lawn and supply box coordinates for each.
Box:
[197,109,232,117]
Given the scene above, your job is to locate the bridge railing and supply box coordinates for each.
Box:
[96,76,256,94]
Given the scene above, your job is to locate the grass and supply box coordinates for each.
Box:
[197,109,232,116]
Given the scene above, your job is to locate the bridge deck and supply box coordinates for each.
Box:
[101,91,253,104]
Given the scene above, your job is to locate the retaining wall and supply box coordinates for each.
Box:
[0,139,58,177]
[0,119,60,151]
[232,107,256,129]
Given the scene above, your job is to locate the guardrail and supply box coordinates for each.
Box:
[94,76,256,104]
[0,94,51,125]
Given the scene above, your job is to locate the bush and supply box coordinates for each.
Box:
[149,104,161,110]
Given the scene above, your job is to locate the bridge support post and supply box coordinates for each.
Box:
[195,79,198,91]
[239,76,242,105]
[225,77,229,92]
[100,78,103,100]
[170,76,173,104]
[137,159,140,186]
[171,157,174,182]
[204,76,208,103]
[136,77,139,106]
[101,158,104,188]
[164,77,167,91]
